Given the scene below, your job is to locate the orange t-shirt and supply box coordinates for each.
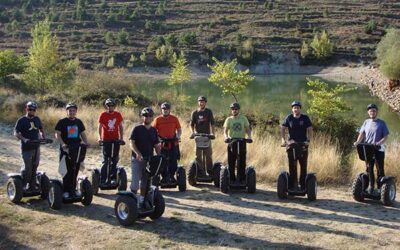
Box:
[152,115,181,138]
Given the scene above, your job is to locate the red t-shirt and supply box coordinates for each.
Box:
[152,115,181,138]
[98,111,123,140]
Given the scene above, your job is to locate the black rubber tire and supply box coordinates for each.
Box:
[212,163,221,188]
[177,167,187,192]
[277,173,288,199]
[152,175,160,187]
[81,179,93,206]
[220,167,229,194]
[352,174,365,202]
[7,177,23,203]
[118,168,128,191]
[188,161,197,186]
[150,189,165,220]
[246,167,256,194]
[48,182,62,210]
[114,195,138,226]
[91,169,100,195]
[306,175,317,201]
[381,179,396,206]
[40,174,50,200]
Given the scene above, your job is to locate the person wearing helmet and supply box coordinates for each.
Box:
[14,101,46,190]
[354,104,389,194]
[152,102,182,184]
[280,101,313,191]
[190,96,215,177]
[129,107,160,207]
[55,103,89,198]
[223,102,252,184]
[98,98,124,185]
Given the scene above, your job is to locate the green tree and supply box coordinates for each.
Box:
[168,56,192,95]
[127,54,138,68]
[300,40,310,59]
[0,50,25,79]
[155,45,175,65]
[237,38,254,65]
[310,30,333,60]
[104,31,114,45]
[24,20,78,93]
[364,20,377,34]
[375,28,400,80]
[208,57,255,102]
[116,28,129,45]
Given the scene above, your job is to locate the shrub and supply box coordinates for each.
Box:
[364,20,377,34]
[375,28,400,80]
[147,36,165,52]
[104,31,114,45]
[178,32,197,46]
[155,45,175,65]
[116,28,129,45]
[0,50,26,79]
[236,39,255,65]
[310,30,333,60]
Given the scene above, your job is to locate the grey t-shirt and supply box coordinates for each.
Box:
[190,108,214,134]
[360,118,389,145]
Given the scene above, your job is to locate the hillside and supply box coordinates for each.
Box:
[0,0,400,69]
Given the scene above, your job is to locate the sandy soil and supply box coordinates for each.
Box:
[0,124,399,249]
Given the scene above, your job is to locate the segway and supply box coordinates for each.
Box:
[352,143,396,206]
[152,137,186,192]
[48,144,93,210]
[6,139,53,203]
[188,133,221,187]
[91,140,127,195]
[219,138,256,194]
[115,155,167,226]
[277,142,317,201]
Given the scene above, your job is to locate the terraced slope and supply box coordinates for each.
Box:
[0,0,399,68]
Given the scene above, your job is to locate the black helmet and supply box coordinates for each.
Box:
[26,101,38,109]
[66,102,78,110]
[230,102,240,109]
[141,107,154,116]
[291,101,302,108]
[105,98,116,106]
[367,103,378,110]
[160,102,171,110]
[197,96,207,102]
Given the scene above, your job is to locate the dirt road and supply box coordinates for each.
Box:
[0,124,399,249]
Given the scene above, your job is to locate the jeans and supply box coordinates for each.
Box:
[21,147,40,185]
[130,158,148,193]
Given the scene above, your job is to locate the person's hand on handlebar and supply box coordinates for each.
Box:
[224,137,231,143]
[281,138,287,147]
[190,133,195,139]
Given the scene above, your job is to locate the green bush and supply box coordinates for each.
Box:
[104,31,114,45]
[0,50,26,79]
[178,32,197,46]
[364,20,377,34]
[375,28,400,80]
[236,39,255,65]
[116,28,129,45]
[155,45,176,65]
[310,30,333,60]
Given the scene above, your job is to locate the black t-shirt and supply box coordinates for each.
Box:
[190,108,215,134]
[55,118,85,146]
[130,124,159,159]
[15,116,43,150]
[282,114,312,142]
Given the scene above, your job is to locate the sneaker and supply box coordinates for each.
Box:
[63,192,70,199]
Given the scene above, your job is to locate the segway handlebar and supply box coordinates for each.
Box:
[26,138,53,145]
[190,133,215,140]
[99,140,126,146]
[225,138,253,144]
[354,142,381,150]
[281,141,309,148]
[159,137,179,143]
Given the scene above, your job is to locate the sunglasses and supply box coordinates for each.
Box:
[142,114,153,117]
[28,108,36,111]
[231,108,239,111]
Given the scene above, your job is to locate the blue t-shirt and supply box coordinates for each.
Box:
[15,116,43,150]
[130,124,159,159]
[360,118,389,144]
[282,114,312,142]
[55,118,85,146]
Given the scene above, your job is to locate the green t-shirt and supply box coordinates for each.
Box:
[223,114,250,139]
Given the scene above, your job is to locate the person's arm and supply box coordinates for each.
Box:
[376,135,388,145]
[98,123,102,142]
[354,132,365,145]
[80,131,89,145]
[176,128,182,140]
[55,130,68,151]
[280,126,287,145]
[246,125,252,139]
[306,126,313,142]
[130,139,143,161]
[119,121,124,141]
[154,143,161,155]
[14,130,28,142]
[39,128,45,140]
[223,126,229,139]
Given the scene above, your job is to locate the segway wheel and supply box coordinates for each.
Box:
[40,174,50,200]
[81,179,93,206]
[7,177,23,203]
[150,189,165,220]
[177,166,187,192]
[114,195,138,226]
[246,167,256,194]
[352,173,367,202]
[212,162,221,188]
[220,167,229,194]
[381,179,396,206]
[188,161,197,186]
[306,175,317,201]
[277,173,288,199]
[48,182,62,210]
[90,169,100,195]
[118,168,128,191]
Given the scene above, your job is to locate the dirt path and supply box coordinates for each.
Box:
[0,124,399,249]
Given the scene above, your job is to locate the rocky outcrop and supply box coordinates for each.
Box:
[361,68,400,112]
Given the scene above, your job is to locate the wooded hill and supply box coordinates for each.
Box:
[1,0,399,69]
